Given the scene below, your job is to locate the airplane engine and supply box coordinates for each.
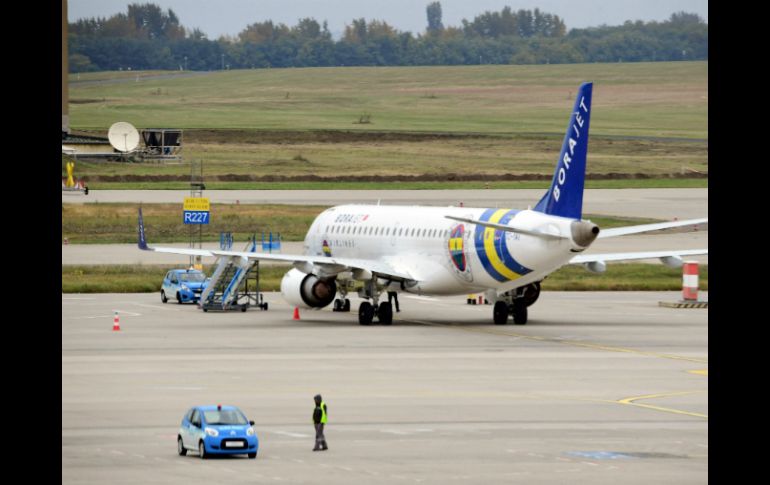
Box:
[280,268,337,309]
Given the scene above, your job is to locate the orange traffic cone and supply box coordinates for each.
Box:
[293,307,300,320]
[113,311,120,331]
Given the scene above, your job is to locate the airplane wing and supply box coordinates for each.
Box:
[597,218,707,238]
[149,246,415,281]
[570,249,708,264]
[138,209,415,282]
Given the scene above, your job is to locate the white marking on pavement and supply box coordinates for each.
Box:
[272,431,310,438]
[148,386,205,391]
[132,303,181,311]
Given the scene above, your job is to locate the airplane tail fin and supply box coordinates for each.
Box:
[138,206,149,250]
[533,82,593,220]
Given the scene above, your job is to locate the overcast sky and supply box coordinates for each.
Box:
[68,0,708,39]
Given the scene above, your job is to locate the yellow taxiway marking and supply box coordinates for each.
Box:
[688,369,708,376]
[405,319,708,364]
[617,391,708,419]
[402,319,708,419]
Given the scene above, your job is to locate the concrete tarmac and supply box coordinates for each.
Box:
[62,291,708,484]
[62,188,709,220]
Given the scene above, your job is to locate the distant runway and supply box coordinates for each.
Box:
[62,291,707,485]
[62,188,708,220]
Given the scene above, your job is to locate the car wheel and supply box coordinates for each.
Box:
[177,436,187,456]
[161,291,168,303]
[177,292,182,304]
[199,441,207,459]
[248,452,257,459]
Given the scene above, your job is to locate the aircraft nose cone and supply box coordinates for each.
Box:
[571,221,600,248]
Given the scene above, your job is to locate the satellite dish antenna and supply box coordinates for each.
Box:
[108,122,140,152]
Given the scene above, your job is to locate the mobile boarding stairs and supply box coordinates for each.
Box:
[199,238,268,312]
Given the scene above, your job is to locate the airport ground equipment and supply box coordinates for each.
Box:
[200,239,268,312]
[61,156,88,194]
[261,232,281,252]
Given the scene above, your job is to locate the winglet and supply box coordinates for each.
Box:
[138,206,149,250]
[533,82,593,220]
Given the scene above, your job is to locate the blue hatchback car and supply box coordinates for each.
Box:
[178,405,259,459]
[161,269,209,304]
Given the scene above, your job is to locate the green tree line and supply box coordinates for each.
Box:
[68,3,707,72]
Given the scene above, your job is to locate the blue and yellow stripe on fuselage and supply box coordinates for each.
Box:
[473,209,533,282]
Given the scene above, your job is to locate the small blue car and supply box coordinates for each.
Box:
[161,269,209,304]
[178,405,259,459]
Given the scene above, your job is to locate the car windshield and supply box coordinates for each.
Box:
[179,272,206,282]
[203,409,248,425]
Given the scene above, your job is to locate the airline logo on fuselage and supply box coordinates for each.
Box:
[322,240,332,257]
[448,225,466,271]
[552,96,589,203]
[334,214,369,223]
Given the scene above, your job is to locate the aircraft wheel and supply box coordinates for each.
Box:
[493,301,509,325]
[378,302,393,325]
[358,302,374,325]
[333,299,342,312]
[512,301,528,325]
[343,299,351,312]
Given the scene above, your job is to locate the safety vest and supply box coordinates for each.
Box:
[320,401,327,424]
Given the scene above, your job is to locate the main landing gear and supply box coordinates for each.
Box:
[492,282,541,325]
[356,279,393,326]
[358,301,393,326]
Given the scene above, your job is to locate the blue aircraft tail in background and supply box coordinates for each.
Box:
[533,82,593,220]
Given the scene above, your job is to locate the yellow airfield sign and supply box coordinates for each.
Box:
[183,197,210,211]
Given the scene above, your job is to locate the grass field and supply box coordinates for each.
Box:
[61,203,661,244]
[67,132,707,185]
[70,62,707,138]
[67,62,707,188]
[61,263,708,293]
[62,203,327,243]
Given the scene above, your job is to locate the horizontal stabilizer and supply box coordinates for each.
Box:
[444,215,567,240]
[598,218,707,239]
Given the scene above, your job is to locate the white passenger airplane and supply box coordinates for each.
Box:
[139,82,707,325]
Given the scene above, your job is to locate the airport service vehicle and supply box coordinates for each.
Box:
[178,405,258,459]
[161,269,209,304]
[139,82,707,325]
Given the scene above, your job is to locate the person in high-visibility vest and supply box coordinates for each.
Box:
[312,394,328,451]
